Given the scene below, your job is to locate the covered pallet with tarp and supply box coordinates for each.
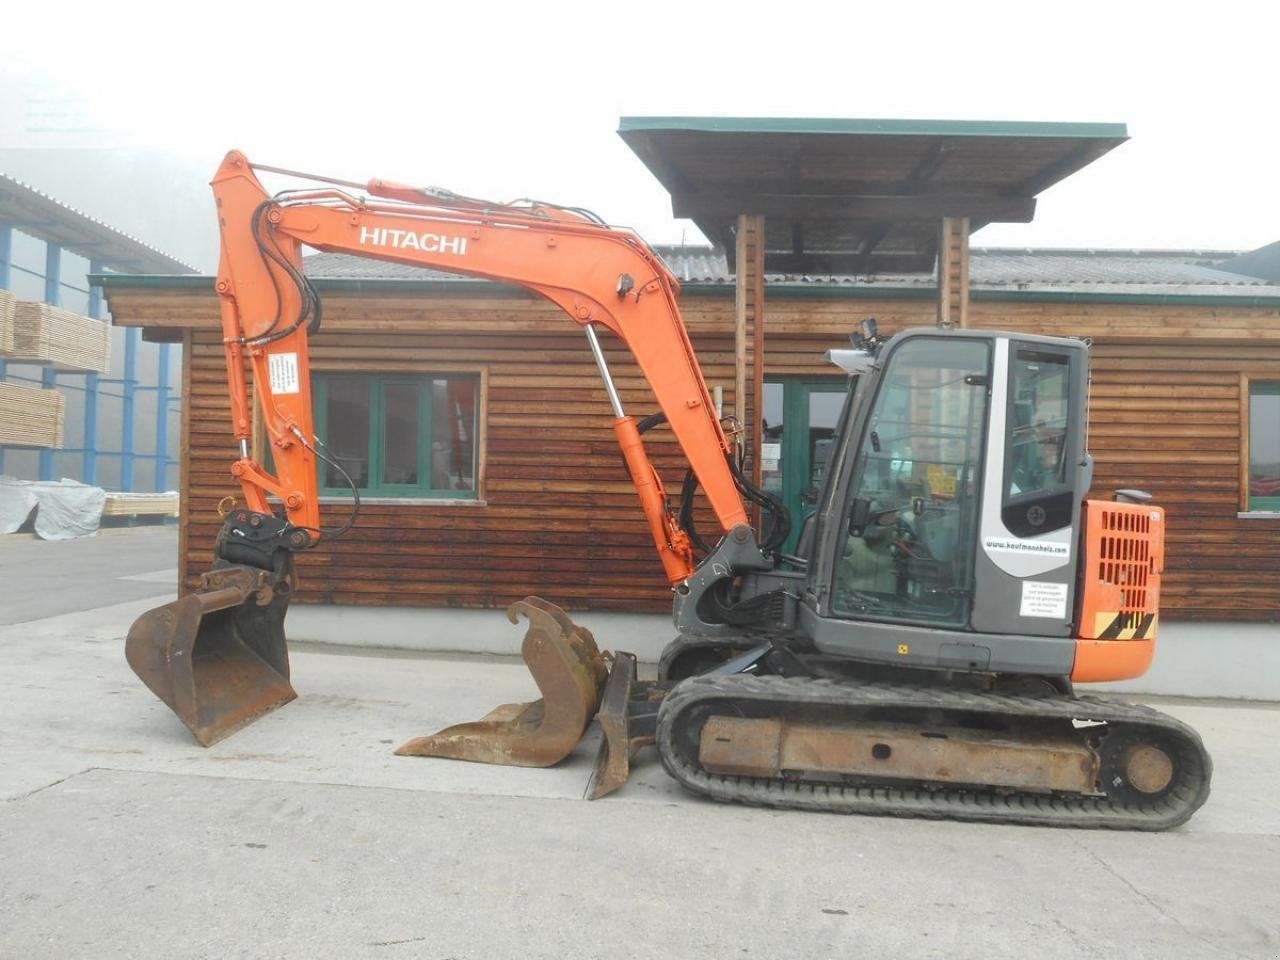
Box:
[0,381,64,448]
[0,476,105,538]
[10,301,110,373]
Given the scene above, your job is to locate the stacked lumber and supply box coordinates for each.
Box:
[0,288,14,355]
[102,491,180,518]
[0,381,64,447]
[11,301,110,373]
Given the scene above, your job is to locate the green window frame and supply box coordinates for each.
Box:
[762,376,848,554]
[313,373,480,500]
[1245,379,1280,513]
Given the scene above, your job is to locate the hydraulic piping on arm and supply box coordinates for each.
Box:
[209,150,778,586]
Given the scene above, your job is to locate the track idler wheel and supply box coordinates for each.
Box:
[125,563,296,747]
[1098,731,1179,802]
[395,597,608,767]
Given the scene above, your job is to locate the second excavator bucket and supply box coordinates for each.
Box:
[395,597,608,767]
[125,563,296,747]
[587,651,671,799]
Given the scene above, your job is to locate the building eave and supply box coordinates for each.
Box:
[94,272,1280,310]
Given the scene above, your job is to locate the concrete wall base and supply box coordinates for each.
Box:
[287,604,678,662]
[1091,621,1279,701]
[286,605,1279,701]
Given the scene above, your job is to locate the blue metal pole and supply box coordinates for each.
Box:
[84,259,104,485]
[121,327,139,491]
[0,220,12,289]
[0,220,11,474]
[38,243,62,481]
[44,242,60,305]
[153,344,170,490]
[0,220,10,386]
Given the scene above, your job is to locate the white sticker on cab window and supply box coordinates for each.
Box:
[268,352,300,395]
[761,442,781,473]
[1020,580,1068,620]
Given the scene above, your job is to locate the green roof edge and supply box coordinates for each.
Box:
[618,116,1128,140]
[93,273,1280,309]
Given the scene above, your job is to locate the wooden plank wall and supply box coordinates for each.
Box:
[182,292,761,614]
[112,285,1280,622]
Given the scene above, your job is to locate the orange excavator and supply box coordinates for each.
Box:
[126,152,1211,829]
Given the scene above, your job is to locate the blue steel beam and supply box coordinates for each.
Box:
[0,220,10,474]
[84,259,104,484]
[153,344,170,490]
[0,219,10,391]
[121,326,139,490]
[0,219,12,289]
[38,244,61,481]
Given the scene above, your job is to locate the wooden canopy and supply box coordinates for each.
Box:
[618,116,1128,275]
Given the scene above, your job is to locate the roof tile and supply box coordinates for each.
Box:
[302,245,1280,297]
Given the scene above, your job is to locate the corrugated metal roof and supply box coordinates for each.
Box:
[0,172,196,275]
[1215,240,1280,282]
[302,254,457,281]
[301,246,1280,297]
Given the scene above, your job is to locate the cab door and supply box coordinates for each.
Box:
[828,336,992,629]
[970,337,1088,637]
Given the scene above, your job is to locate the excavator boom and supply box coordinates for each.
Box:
[212,152,752,579]
[127,151,767,747]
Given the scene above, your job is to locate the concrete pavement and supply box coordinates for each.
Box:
[0,526,176,624]
[2,591,1279,959]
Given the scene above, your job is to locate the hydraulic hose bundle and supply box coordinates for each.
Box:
[635,411,791,558]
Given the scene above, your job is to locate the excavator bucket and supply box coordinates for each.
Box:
[395,597,608,767]
[125,564,296,747]
[587,652,670,799]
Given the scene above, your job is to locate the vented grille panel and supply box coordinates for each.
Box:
[1097,509,1152,616]
[1078,501,1164,640]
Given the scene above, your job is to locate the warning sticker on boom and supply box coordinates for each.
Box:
[268,352,300,395]
[1020,580,1069,620]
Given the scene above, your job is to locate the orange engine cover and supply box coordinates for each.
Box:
[1071,499,1165,682]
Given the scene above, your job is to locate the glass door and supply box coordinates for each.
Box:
[831,337,991,627]
[761,378,848,555]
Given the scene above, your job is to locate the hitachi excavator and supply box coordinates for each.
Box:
[126,151,1211,830]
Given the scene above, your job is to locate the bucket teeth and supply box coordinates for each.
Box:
[395,597,607,767]
[125,563,296,746]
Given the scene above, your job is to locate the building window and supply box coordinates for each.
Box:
[1245,379,1280,513]
[314,373,479,499]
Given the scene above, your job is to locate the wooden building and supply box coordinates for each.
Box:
[96,118,1280,630]
[101,244,1280,623]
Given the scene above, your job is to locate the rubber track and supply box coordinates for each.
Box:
[657,674,1212,830]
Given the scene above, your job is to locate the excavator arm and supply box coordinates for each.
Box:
[211,150,756,585]
[126,150,781,748]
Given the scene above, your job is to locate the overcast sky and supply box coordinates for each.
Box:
[4,0,1278,265]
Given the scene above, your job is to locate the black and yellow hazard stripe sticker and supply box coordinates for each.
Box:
[1093,612,1157,640]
